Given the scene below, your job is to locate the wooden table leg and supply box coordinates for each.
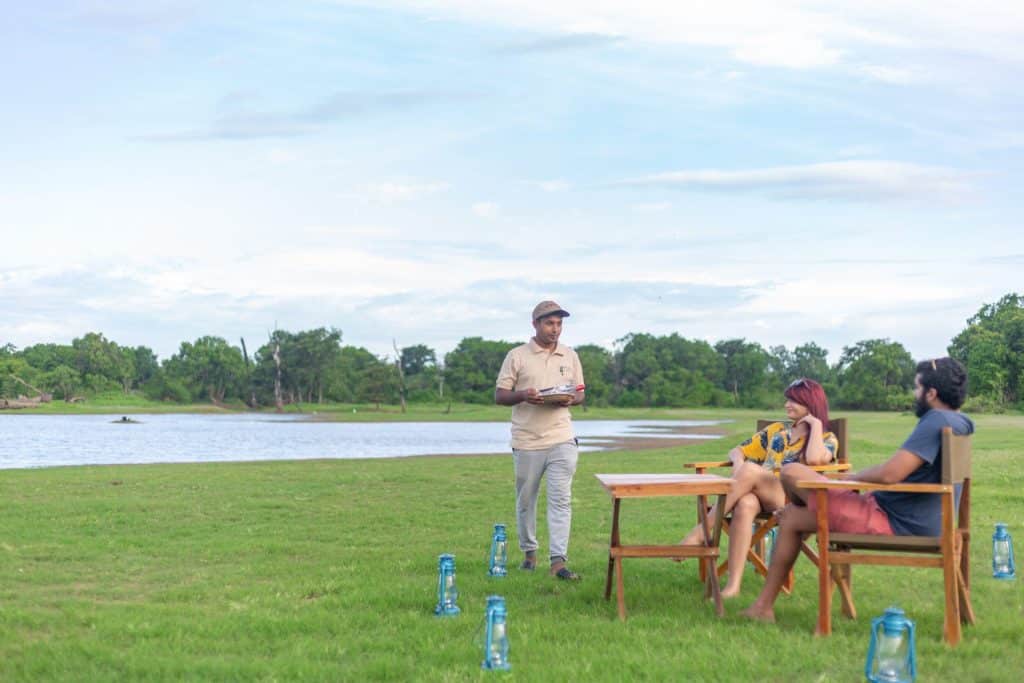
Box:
[697,496,707,583]
[696,494,712,599]
[708,494,725,616]
[815,490,832,637]
[605,498,620,601]
[616,556,626,621]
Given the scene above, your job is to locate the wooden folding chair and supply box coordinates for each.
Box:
[798,427,974,645]
[685,418,850,593]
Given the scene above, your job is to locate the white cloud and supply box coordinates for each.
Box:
[266,147,300,164]
[472,202,500,218]
[8,320,75,340]
[538,179,570,192]
[357,181,451,203]
[739,274,974,317]
[374,0,1024,69]
[494,31,623,54]
[837,144,882,158]
[303,224,400,237]
[731,34,842,69]
[975,131,1024,151]
[856,64,920,84]
[616,160,976,201]
[633,201,672,213]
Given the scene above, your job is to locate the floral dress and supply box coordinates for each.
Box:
[737,421,839,472]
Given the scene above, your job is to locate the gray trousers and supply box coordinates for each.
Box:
[513,440,578,564]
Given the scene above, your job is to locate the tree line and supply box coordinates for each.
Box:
[2,293,1021,412]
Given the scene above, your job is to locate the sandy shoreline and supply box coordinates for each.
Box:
[399,423,732,459]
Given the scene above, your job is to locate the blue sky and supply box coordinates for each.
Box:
[2,1,1022,363]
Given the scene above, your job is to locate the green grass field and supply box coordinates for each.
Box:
[1,409,1021,681]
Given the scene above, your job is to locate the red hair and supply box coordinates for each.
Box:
[784,378,831,433]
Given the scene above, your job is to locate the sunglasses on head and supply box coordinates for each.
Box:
[787,378,809,389]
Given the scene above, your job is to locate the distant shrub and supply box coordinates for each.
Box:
[885,391,915,412]
[143,376,191,403]
[962,393,1007,414]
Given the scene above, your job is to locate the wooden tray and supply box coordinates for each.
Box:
[538,392,575,404]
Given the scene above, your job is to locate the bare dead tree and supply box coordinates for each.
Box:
[240,337,257,408]
[10,375,52,402]
[272,337,284,413]
[393,339,407,414]
[11,374,44,396]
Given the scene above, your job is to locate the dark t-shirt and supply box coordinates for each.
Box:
[875,409,974,536]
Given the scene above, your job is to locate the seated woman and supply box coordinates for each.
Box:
[678,378,838,598]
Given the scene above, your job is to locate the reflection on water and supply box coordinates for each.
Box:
[0,414,726,469]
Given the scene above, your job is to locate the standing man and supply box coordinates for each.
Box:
[495,300,585,581]
[741,357,973,623]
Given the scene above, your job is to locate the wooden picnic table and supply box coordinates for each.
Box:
[594,473,731,620]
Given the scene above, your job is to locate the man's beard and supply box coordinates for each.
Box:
[914,394,930,418]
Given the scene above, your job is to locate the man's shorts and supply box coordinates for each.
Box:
[806,490,894,535]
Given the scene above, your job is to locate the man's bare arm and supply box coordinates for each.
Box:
[495,387,542,406]
[846,449,924,484]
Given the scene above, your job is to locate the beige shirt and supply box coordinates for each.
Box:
[495,339,585,450]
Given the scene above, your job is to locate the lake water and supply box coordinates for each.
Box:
[0,414,726,470]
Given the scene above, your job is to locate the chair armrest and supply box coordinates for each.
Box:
[808,463,851,473]
[682,460,732,470]
[683,461,849,472]
[797,480,952,494]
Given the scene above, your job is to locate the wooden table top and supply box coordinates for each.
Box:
[595,473,731,498]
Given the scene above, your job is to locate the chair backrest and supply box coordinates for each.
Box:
[756,417,848,465]
[940,426,972,530]
[941,426,971,485]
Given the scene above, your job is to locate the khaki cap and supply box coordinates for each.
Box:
[532,300,570,320]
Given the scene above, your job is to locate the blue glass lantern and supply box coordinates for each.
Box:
[993,523,1016,579]
[434,553,461,616]
[488,523,508,577]
[766,526,778,561]
[762,524,778,560]
[482,595,510,671]
[865,606,916,683]
[749,524,777,569]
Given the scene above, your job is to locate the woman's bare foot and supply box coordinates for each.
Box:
[739,605,775,623]
[678,531,702,546]
[720,585,742,599]
[671,532,701,562]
